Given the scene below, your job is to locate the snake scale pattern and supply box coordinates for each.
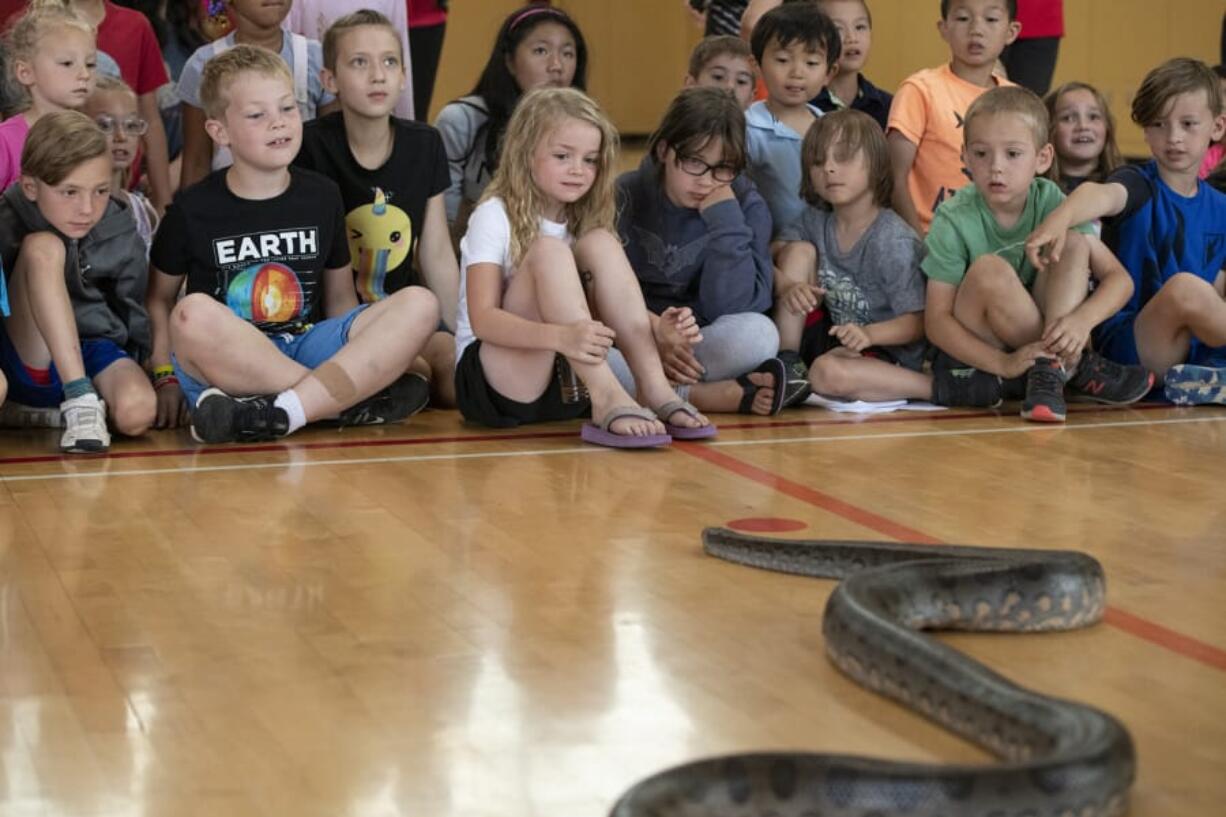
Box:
[609,528,1135,817]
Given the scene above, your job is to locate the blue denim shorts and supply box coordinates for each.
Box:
[174,305,368,408]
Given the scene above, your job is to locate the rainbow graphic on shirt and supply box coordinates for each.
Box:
[346,187,412,303]
[226,261,304,324]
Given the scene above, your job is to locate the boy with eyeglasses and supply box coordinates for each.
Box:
[85,75,158,251]
[616,86,791,417]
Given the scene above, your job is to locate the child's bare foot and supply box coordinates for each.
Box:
[739,371,779,415]
[588,386,667,437]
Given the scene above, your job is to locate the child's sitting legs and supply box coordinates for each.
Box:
[5,233,154,440]
[1133,272,1226,375]
[478,232,678,436]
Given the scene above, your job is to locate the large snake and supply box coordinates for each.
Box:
[608,528,1136,817]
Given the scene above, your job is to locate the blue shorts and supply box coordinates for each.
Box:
[1097,315,1226,369]
[0,325,128,407]
[174,305,368,408]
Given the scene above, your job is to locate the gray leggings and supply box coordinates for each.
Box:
[606,312,780,399]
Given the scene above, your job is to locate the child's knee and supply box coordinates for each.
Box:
[963,254,1018,294]
[714,313,780,368]
[111,386,156,436]
[573,227,618,255]
[522,235,574,271]
[13,232,66,282]
[389,285,440,326]
[171,292,229,346]
[0,369,7,405]
[776,241,816,276]
[808,354,849,395]
[1158,272,1215,317]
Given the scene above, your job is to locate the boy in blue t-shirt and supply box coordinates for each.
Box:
[1028,58,1226,404]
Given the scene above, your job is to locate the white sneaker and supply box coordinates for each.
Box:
[59,394,110,453]
[0,401,63,428]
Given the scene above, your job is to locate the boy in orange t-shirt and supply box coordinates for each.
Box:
[887,0,1019,235]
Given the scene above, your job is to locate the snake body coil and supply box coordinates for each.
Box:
[608,528,1135,817]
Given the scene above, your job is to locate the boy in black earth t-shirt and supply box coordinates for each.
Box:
[146,45,441,443]
[295,9,460,408]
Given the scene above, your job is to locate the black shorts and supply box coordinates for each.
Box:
[454,341,591,428]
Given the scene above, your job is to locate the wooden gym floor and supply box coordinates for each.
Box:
[0,401,1223,816]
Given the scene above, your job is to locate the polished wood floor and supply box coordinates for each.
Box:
[0,401,1223,816]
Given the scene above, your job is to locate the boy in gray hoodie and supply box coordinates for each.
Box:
[0,111,154,452]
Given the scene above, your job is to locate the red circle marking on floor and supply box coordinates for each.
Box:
[726,517,808,533]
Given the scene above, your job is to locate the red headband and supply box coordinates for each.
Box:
[508,6,567,33]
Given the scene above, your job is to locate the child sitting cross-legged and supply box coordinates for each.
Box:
[1027,58,1226,405]
[924,86,1152,421]
[774,109,930,403]
[617,86,790,416]
[0,110,155,451]
[147,45,440,443]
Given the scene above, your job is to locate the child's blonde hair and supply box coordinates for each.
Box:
[963,85,1049,150]
[86,74,138,183]
[21,109,108,185]
[800,109,892,208]
[3,3,94,110]
[482,87,617,265]
[1044,81,1121,186]
[199,43,292,119]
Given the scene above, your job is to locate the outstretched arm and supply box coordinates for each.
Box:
[1026,181,1128,272]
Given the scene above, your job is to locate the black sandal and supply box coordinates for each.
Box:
[735,358,787,416]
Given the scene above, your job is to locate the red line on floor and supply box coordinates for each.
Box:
[677,442,1226,674]
[1102,608,1226,672]
[0,403,1168,468]
[681,445,942,545]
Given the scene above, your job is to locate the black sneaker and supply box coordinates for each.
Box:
[191,388,289,444]
[931,366,1003,407]
[1067,349,1154,405]
[777,349,812,408]
[336,373,430,427]
[1020,357,1069,422]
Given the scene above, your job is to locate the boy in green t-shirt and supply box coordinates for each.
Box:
[923,86,1152,421]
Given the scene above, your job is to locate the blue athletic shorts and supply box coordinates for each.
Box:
[1096,315,1226,369]
[174,305,368,409]
[0,325,128,407]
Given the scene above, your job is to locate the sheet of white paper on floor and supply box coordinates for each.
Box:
[804,394,947,413]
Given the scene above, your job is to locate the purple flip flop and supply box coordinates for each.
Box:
[654,399,717,440]
[581,406,672,449]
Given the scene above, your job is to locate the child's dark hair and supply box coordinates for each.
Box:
[749,3,841,70]
[648,86,747,184]
[1131,57,1223,127]
[940,0,1017,20]
[800,109,892,208]
[468,4,588,179]
[687,35,752,79]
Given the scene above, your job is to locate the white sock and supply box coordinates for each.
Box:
[274,389,306,434]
